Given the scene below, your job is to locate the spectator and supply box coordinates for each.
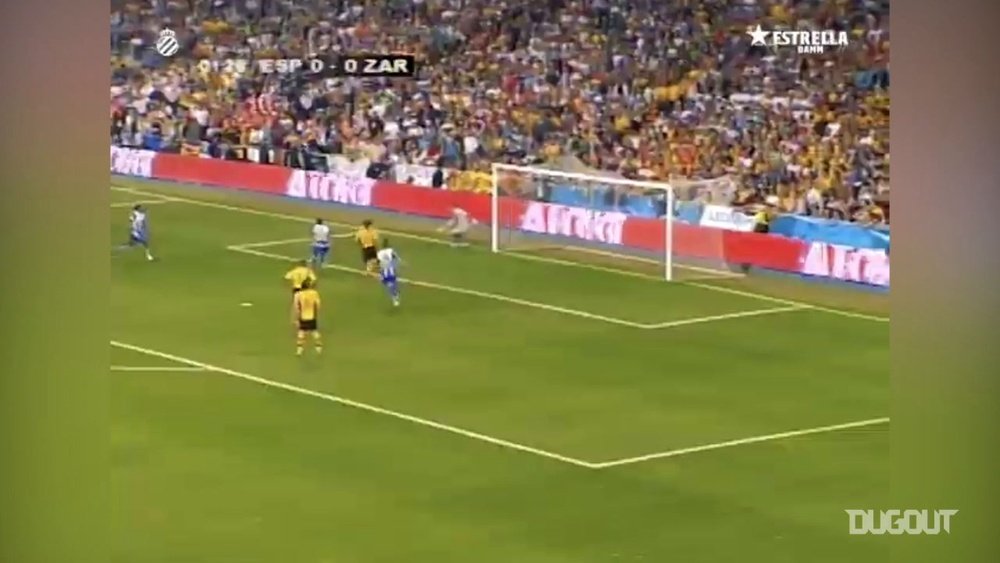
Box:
[754,196,777,234]
[431,166,445,189]
[111,0,890,224]
[366,156,392,180]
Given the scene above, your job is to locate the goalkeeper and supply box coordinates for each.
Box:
[437,207,476,247]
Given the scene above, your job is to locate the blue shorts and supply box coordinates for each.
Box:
[381,274,397,286]
[129,233,148,246]
[312,243,330,259]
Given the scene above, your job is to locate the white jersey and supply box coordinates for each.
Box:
[376,248,398,267]
[312,224,331,246]
[450,208,471,232]
[376,248,400,280]
[130,210,148,240]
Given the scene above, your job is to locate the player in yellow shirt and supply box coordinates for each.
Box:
[291,279,322,356]
[355,220,380,275]
[284,260,317,294]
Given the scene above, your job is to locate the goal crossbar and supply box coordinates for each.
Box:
[491,163,676,191]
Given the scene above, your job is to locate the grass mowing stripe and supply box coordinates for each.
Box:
[112,340,886,470]
[111,340,599,469]
[228,242,650,329]
[112,185,448,246]
[112,184,889,323]
[557,244,745,279]
[231,239,813,331]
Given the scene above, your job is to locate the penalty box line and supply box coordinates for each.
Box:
[110,340,598,469]
[228,241,646,329]
[642,304,808,329]
[229,239,808,330]
[111,365,207,372]
[591,417,891,469]
[110,340,891,470]
[111,199,173,209]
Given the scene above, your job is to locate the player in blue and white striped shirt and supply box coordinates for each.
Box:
[310,218,331,267]
[376,240,402,307]
[117,204,154,261]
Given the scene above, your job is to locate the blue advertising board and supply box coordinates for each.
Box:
[769,215,890,250]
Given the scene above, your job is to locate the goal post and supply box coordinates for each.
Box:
[490,163,738,282]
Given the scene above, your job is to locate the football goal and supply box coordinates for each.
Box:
[490,163,744,282]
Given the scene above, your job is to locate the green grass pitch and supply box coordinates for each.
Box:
[111,179,889,563]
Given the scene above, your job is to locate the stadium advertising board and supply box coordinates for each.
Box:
[801,242,891,288]
[151,151,290,193]
[110,149,889,287]
[371,181,491,220]
[110,146,155,178]
[520,202,628,245]
[285,170,375,207]
[699,204,756,232]
[391,162,442,187]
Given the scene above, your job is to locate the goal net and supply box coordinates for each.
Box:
[490,162,745,282]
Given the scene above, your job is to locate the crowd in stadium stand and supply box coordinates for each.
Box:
[110,0,890,224]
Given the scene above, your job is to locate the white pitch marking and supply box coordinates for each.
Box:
[637,305,808,329]
[109,186,730,280]
[235,237,320,249]
[231,239,811,331]
[110,340,598,469]
[505,248,667,283]
[228,242,649,329]
[112,186,447,246]
[687,281,890,323]
[562,244,662,265]
[506,247,740,284]
[590,417,891,469]
[111,365,206,372]
[110,185,892,465]
[111,185,888,323]
[234,234,354,250]
[557,245,745,279]
[111,199,170,208]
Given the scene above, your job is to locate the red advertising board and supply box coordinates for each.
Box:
[110,149,888,286]
[285,169,376,207]
[372,181,493,221]
[152,153,289,194]
[110,146,156,178]
[800,242,890,287]
[519,201,628,245]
